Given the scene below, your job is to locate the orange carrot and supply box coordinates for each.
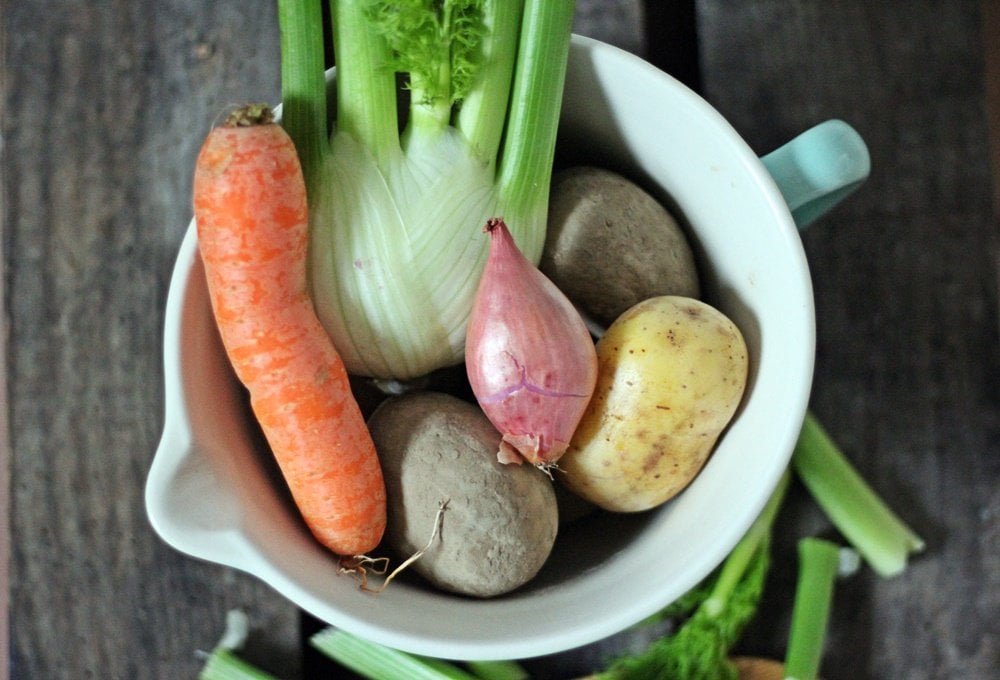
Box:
[193,104,386,556]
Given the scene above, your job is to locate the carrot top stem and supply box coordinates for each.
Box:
[224,103,275,128]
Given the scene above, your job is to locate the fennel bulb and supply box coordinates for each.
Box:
[279,0,575,379]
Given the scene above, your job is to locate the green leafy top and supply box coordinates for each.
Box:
[600,536,771,680]
[595,470,791,680]
[368,0,487,109]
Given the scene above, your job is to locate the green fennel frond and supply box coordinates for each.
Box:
[601,539,770,680]
[368,0,487,106]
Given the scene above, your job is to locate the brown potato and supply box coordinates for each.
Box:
[542,166,700,327]
[368,391,558,597]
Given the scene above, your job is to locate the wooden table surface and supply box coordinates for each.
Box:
[4,1,998,678]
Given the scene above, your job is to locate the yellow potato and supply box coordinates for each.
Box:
[558,295,748,512]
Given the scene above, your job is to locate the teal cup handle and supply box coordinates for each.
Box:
[760,119,871,229]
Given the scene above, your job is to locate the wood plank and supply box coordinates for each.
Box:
[643,0,702,91]
[984,0,1000,214]
[697,2,998,678]
[3,3,300,677]
[4,1,996,678]
[574,0,646,56]
[1,1,11,675]
[985,0,1000,353]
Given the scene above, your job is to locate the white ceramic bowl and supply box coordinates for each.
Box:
[146,36,814,660]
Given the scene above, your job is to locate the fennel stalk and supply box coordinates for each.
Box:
[277,0,576,379]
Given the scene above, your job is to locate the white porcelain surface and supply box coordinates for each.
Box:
[146,35,814,661]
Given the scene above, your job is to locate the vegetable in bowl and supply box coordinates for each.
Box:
[192,104,387,557]
[150,21,836,658]
[559,295,749,513]
[279,0,577,380]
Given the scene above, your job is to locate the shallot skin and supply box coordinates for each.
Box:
[465,218,598,466]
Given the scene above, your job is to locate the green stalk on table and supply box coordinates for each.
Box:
[793,411,925,577]
[782,537,848,680]
[310,628,529,680]
[198,611,279,680]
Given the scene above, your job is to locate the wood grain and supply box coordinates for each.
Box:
[696,2,999,678]
[4,2,300,678]
[1,1,11,674]
[3,1,996,679]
